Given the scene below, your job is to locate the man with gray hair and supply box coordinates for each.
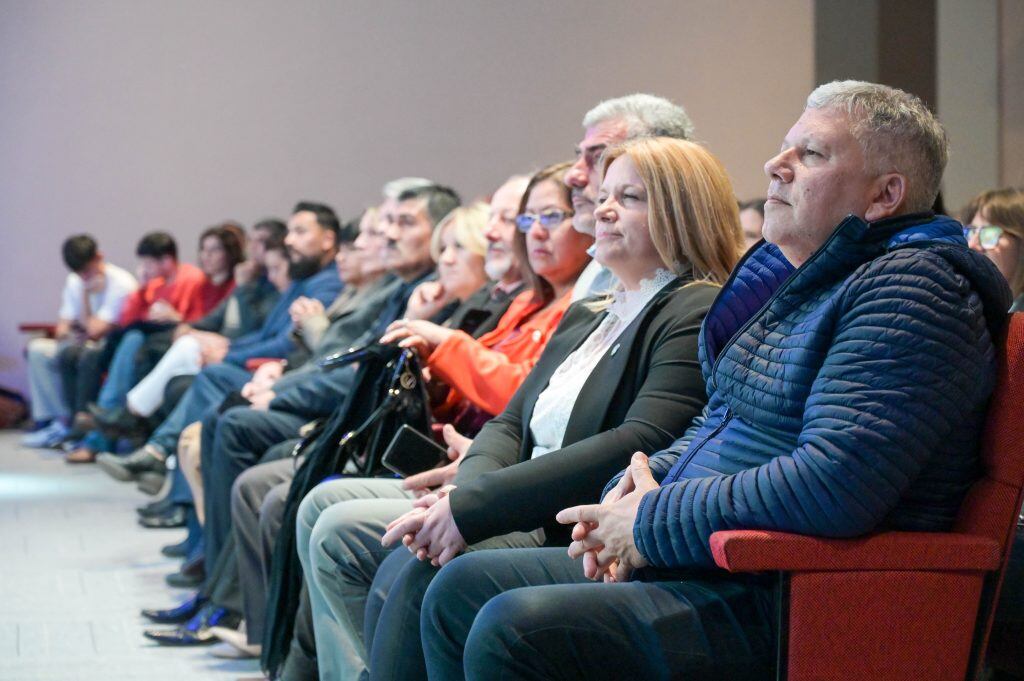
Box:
[565,93,694,299]
[419,81,1012,680]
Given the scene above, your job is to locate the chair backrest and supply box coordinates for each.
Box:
[951,312,1024,677]
[954,312,1024,542]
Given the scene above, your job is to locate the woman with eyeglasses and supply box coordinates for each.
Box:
[294,163,592,680]
[962,187,1024,311]
[965,187,1024,677]
[350,137,743,680]
[380,161,593,418]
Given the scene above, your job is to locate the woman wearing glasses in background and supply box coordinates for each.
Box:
[965,187,1024,678]
[381,161,593,418]
[962,187,1024,312]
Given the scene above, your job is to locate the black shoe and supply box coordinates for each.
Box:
[88,403,148,438]
[166,554,205,588]
[95,446,166,483]
[137,497,174,518]
[141,593,207,624]
[137,471,166,496]
[143,604,240,646]
[139,504,186,529]
[161,537,190,558]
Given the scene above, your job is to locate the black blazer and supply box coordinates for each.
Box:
[449,278,717,546]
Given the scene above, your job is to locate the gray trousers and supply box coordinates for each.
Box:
[230,452,317,681]
[297,477,415,681]
[26,338,70,421]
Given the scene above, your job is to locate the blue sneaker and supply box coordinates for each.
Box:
[21,421,69,448]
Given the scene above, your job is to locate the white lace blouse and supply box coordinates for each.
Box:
[528,269,676,458]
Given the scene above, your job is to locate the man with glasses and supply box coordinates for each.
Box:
[564,94,694,299]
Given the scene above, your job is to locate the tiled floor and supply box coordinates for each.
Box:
[0,432,261,681]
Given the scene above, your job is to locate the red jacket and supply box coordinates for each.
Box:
[118,263,230,325]
[428,289,572,417]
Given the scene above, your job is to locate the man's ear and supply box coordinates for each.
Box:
[321,227,337,254]
[864,173,908,222]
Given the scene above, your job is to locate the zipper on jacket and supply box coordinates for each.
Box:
[667,408,733,484]
[710,224,850,390]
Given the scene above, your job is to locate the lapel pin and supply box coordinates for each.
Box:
[610,343,620,356]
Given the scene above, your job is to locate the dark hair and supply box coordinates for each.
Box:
[136,232,178,260]
[513,161,574,305]
[293,201,341,239]
[396,184,462,227]
[199,223,246,270]
[62,234,99,273]
[738,198,766,217]
[263,230,288,257]
[220,220,247,253]
[337,218,360,246]
[253,218,287,241]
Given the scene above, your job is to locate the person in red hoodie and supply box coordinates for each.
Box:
[119,230,230,325]
[66,229,242,462]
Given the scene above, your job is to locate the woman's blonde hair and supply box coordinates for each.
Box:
[430,202,489,262]
[961,187,1024,297]
[600,137,743,285]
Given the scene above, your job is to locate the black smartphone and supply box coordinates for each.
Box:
[381,424,449,478]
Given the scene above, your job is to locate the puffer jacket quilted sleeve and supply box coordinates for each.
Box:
[634,247,1001,569]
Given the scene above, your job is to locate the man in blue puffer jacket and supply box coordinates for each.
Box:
[417,81,1013,681]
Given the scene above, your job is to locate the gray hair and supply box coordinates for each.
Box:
[806,80,948,213]
[381,177,433,200]
[582,93,694,141]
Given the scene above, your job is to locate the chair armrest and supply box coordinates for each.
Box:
[245,357,282,372]
[19,323,57,337]
[710,529,1002,573]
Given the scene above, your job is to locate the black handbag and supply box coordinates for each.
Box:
[261,344,432,675]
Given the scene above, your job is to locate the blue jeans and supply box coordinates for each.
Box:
[147,362,251,456]
[96,329,145,409]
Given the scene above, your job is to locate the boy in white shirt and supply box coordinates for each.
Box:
[23,235,137,448]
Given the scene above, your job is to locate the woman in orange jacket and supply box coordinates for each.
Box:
[382,161,593,418]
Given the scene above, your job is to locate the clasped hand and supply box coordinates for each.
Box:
[381,487,466,567]
[555,452,659,583]
[379,424,474,566]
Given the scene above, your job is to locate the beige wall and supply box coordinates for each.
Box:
[0,0,815,393]
[1002,0,1024,187]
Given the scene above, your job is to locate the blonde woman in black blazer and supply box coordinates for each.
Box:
[361,138,745,680]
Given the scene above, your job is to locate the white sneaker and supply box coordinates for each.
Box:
[208,623,260,658]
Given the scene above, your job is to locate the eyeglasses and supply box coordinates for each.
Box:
[963,225,1005,250]
[514,209,574,233]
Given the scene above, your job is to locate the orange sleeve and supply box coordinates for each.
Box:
[427,293,571,415]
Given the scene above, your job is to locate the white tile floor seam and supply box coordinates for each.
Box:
[0,432,261,680]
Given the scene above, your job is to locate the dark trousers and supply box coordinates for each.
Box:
[57,342,104,415]
[230,454,318,680]
[228,441,299,643]
[365,531,544,681]
[418,547,775,681]
[201,405,307,587]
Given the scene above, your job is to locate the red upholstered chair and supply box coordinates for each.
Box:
[709,312,1024,681]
